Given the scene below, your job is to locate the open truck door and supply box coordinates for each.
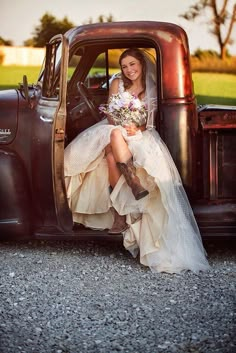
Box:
[32,34,73,236]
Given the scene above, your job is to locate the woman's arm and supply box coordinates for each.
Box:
[105,78,120,125]
[108,78,119,98]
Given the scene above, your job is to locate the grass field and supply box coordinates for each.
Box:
[0,66,41,90]
[0,66,236,105]
[193,72,236,105]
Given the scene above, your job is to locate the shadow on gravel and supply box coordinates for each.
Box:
[0,236,235,260]
[0,236,128,257]
[203,237,236,255]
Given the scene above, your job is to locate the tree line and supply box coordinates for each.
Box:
[1,0,235,60]
[0,13,113,48]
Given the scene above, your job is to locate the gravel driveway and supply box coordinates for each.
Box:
[0,237,235,353]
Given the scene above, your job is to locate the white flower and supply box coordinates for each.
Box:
[120,91,132,107]
[131,97,142,109]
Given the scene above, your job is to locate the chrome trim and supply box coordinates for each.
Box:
[40,115,53,123]
[198,104,236,112]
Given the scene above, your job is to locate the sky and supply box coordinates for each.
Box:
[1,0,236,55]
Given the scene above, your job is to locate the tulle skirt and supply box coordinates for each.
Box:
[64,119,210,274]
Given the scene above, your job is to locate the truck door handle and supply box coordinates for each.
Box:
[40,115,53,123]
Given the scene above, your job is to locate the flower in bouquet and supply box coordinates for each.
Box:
[99,91,147,127]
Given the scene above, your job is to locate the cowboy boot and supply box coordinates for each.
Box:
[117,158,149,200]
[108,207,129,234]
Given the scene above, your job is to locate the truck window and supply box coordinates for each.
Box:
[85,52,107,88]
[68,52,82,81]
[42,40,63,98]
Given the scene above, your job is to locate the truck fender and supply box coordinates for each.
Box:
[0,149,31,237]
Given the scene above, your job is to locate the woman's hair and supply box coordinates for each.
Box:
[119,48,146,99]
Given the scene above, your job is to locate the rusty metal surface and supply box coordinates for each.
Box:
[0,89,18,144]
[199,105,236,130]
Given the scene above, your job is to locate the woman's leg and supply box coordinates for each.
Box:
[109,129,149,200]
[109,129,132,163]
[105,144,121,188]
[105,143,128,234]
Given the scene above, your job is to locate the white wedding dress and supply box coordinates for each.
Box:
[64,81,210,274]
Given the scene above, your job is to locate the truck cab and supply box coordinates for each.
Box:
[0,21,235,238]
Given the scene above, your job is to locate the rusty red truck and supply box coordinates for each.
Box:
[0,21,235,238]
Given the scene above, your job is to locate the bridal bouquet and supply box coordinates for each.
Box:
[99,91,147,127]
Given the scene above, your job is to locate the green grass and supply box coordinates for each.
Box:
[193,72,236,105]
[1,66,236,105]
[0,66,41,90]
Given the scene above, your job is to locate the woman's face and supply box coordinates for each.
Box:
[120,55,142,82]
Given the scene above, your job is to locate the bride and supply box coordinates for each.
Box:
[64,48,210,274]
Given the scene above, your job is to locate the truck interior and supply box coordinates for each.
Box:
[60,41,160,236]
[64,42,159,145]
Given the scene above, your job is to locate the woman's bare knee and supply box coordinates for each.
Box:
[110,128,132,162]
[110,128,123,144]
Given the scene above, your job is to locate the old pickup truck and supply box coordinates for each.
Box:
[0,21,235,239]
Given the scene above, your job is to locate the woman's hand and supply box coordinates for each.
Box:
[123,123,139,136]
[103,111,115,125]
[123,123,146,136]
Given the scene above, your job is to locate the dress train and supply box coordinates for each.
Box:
[64,119,210,273]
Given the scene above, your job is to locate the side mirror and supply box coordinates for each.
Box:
[23,75,30,103]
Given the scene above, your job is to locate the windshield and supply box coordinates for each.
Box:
[37,57,46,84]
[38,41,62,87]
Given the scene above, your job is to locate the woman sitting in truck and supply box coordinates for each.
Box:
[64,48,210,274]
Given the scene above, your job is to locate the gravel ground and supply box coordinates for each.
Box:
[0,237,235,353]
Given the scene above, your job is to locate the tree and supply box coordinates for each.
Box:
[85,14,114,24]
[0,36,13,46]
[180,0,236,59]
[23,38,35,47]
[24,13,75,47]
